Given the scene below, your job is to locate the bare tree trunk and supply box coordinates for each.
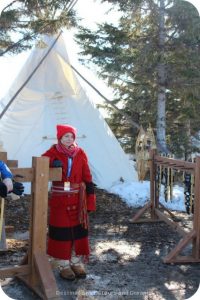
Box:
[156,0,168,153]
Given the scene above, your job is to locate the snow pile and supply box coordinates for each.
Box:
[109,181,186,212]
[109,181,150,208]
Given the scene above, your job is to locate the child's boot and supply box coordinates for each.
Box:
[71,264,87,278]
[60,267,76,280]
[59,259,76,281]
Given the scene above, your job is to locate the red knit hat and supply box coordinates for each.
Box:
[56,124,77,140]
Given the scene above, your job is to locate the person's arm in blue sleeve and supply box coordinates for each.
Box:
[0,160,13,179]
[0,161,24,197]
[0,160,13,193]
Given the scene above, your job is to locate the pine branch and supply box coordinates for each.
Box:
[0,33,34,56]
[71,65,140,129]
[1,0,18,14]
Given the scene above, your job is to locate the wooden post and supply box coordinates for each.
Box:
[130,149,161,223]
[193,156,200,259]
[32,157,59,299]
[0,154,62,298]
[0,152,8,251]
[0,152,7,162]
[150,149,157,220]
[29,156,50,285]
[17,157,60,299]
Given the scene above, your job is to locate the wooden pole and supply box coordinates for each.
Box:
[0,154,62,298]
[28,157,59,298]
[27,156,50,285]
[150,149,157,220]
[0,152,7,162]
[16,157,61,299]
[0,198,5,240]
[129,201,151,223]
[193,156,200,259]
[0,152,8,251]
[163,230,196,263]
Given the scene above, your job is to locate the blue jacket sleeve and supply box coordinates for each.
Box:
[0,160,13,179]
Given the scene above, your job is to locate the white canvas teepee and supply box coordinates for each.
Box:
[0,33,137,189]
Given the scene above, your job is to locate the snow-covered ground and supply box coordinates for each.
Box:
[109,180,186,212]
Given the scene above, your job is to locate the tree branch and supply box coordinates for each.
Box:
[1,0,18,14]
[71,65,140,129]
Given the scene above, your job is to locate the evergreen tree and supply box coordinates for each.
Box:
[0,0,78,55]
[75,0,200,157]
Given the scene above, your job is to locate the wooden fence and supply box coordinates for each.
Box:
[0,152,62,299]
[131,150,200,264]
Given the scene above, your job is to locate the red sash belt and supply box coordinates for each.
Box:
[51,183,80,194]
[51,182,88,229]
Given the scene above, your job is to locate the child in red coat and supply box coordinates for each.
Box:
[42,124,96,280]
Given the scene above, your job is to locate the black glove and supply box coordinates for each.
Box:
[52,160,63,167]
[12,182,24,196]
[0,182,7,198]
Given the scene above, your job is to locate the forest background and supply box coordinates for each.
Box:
[0,0,200,159]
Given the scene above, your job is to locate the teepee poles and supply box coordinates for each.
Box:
[0,32,62,120]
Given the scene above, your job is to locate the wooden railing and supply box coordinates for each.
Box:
[131,150,200,264]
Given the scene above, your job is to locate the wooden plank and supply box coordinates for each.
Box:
[154,155,195,172]
[150,149,158,220]
[163,230,196,263]
[49,167,62,181]
[0,157,8,251]
[18,274,61,300]
[7,160,18,168]
[31,157,49,252]
[129,201,151,223]
[155,208,187,237]
[16,275,44,299]
[193,156,200,259]
[10,166,61,182]
[6,162,61,182]
[0,221,7,251]
[159,202,179,220]
[0,194,7,249]
[28,157,50,287]
[0,265,30,278]
[164,255,200,264]
[34,252,60,299]
[155,161,194,170]
[130,218,163,224]
[0,198,5,242]
[10,168,34,182]
[0,152,7,162]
